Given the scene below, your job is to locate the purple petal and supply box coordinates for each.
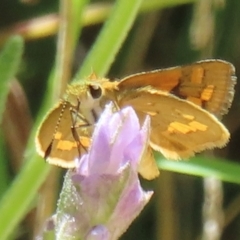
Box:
[122,115,150,169]
[109,180,153,239]
[85,225,110,240]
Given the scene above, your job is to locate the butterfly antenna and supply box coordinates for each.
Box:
[44,101,67,159]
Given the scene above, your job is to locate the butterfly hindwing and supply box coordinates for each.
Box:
[116,88,229,160]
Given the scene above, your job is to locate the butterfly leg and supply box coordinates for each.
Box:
[69,100,91,159]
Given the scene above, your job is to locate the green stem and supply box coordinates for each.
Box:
[0,156,50,240]
[53,0,90,98]
[0,36,23,121]
[75,0,143,79]
[0,36,23,198]
[157,155,240,184]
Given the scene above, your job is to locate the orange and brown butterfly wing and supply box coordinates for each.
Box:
[35,101,91,168]
[137,145,160,180]
[117,88,230,161]
[118,60,236,116]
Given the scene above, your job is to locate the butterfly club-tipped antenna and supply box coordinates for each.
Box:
[44,100,68,160]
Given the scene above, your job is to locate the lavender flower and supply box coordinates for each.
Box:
[43,103,153,240]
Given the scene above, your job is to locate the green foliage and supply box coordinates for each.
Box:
[0,36,23,121]
[0,0,240,239]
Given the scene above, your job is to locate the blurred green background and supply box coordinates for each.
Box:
[0,0,240,239]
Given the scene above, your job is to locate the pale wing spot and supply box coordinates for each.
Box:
[79,136,91,148]
[168,126,175,134]
[201,84,214,101]
[144,111,157,116]
[54,131,62,140]
[168,121,195,134]
[191,66,204,84]
[189,121,208,131]
[57,140,77,150]
[146,102,154,106]
[182,114,195,120]
[174,109,194,120]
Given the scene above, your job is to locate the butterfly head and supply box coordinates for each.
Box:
[66,80,102,104]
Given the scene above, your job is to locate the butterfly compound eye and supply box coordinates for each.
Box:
[89,84,102,99]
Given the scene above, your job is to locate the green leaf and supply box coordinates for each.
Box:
[0,36,24,122]
[157,155,240,184]
[76,0,143,79]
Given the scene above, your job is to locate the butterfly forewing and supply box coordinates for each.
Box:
[35,101,91,168]
[118,60,236,116]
